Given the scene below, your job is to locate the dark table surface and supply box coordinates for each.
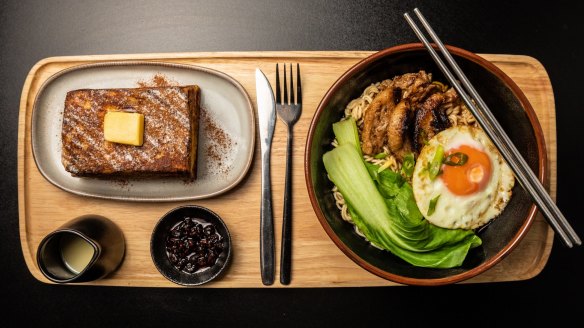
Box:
[1,0,583,326]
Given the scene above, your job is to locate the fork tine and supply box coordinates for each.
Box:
[290,64,295,104]
[296,63,302,104]
[283,64,288,104]
[275,63,281,104]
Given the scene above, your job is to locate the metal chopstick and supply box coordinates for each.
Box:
[409,7,581,246]
[404,8,581,247]
[402,12,578,246]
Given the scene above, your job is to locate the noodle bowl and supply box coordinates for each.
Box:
[305,43,545,285]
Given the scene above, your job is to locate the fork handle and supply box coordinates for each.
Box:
[260,145,275,285]
[280,128,293,285]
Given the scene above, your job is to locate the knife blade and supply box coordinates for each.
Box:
[255,68,276,285]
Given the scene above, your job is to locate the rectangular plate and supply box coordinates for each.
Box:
[18,51,555,287]
[31,61,255,201]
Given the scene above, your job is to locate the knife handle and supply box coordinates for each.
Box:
[260,147,275,285]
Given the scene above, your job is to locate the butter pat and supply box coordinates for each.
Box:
[104,111,144,146]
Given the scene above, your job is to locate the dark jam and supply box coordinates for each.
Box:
[166,217,224,274]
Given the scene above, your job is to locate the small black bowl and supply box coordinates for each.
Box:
[150,205,232,286]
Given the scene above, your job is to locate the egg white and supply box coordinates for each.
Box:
[412,125,515,230]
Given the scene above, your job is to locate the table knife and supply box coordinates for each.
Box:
[255,68,276,285]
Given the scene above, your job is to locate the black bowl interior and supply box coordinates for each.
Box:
[150,205,232,286]
[307,46,543,284]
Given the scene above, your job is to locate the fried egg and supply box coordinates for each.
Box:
[412,125,515,229]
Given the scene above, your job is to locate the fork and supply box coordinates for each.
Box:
[275,63,302,285]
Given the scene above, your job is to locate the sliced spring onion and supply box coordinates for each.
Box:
[444,152,468,166]
[427,194,441,216]
[428,145,444,180]
[377,160,392,173]
[401,153,415,178]
[374,152,388,159]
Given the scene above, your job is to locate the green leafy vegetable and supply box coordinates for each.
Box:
[324,118,481,268]
[366,162,403,198]
[333,117,362,156]
[323,144,481,268]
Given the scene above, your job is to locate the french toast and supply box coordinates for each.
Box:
[61,85,200,179]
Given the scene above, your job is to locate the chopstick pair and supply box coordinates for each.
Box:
[404,8,581,247]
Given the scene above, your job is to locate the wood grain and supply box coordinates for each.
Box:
[18,51,555,287]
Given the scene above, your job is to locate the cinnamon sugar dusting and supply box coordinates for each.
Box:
[137,73,177,88]
[138,73,236,177]
[201,108,237,176]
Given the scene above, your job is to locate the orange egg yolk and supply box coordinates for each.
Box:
[441,145,492,196]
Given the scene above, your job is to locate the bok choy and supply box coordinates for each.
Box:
[324,119,481,268]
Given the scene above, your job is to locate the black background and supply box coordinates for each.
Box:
[1,0,582,326]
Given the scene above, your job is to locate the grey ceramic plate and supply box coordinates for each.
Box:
[32,61,255,202]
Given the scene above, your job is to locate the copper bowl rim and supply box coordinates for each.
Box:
[304,43,547,286]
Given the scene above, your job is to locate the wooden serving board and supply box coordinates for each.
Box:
[18,51,556,287]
